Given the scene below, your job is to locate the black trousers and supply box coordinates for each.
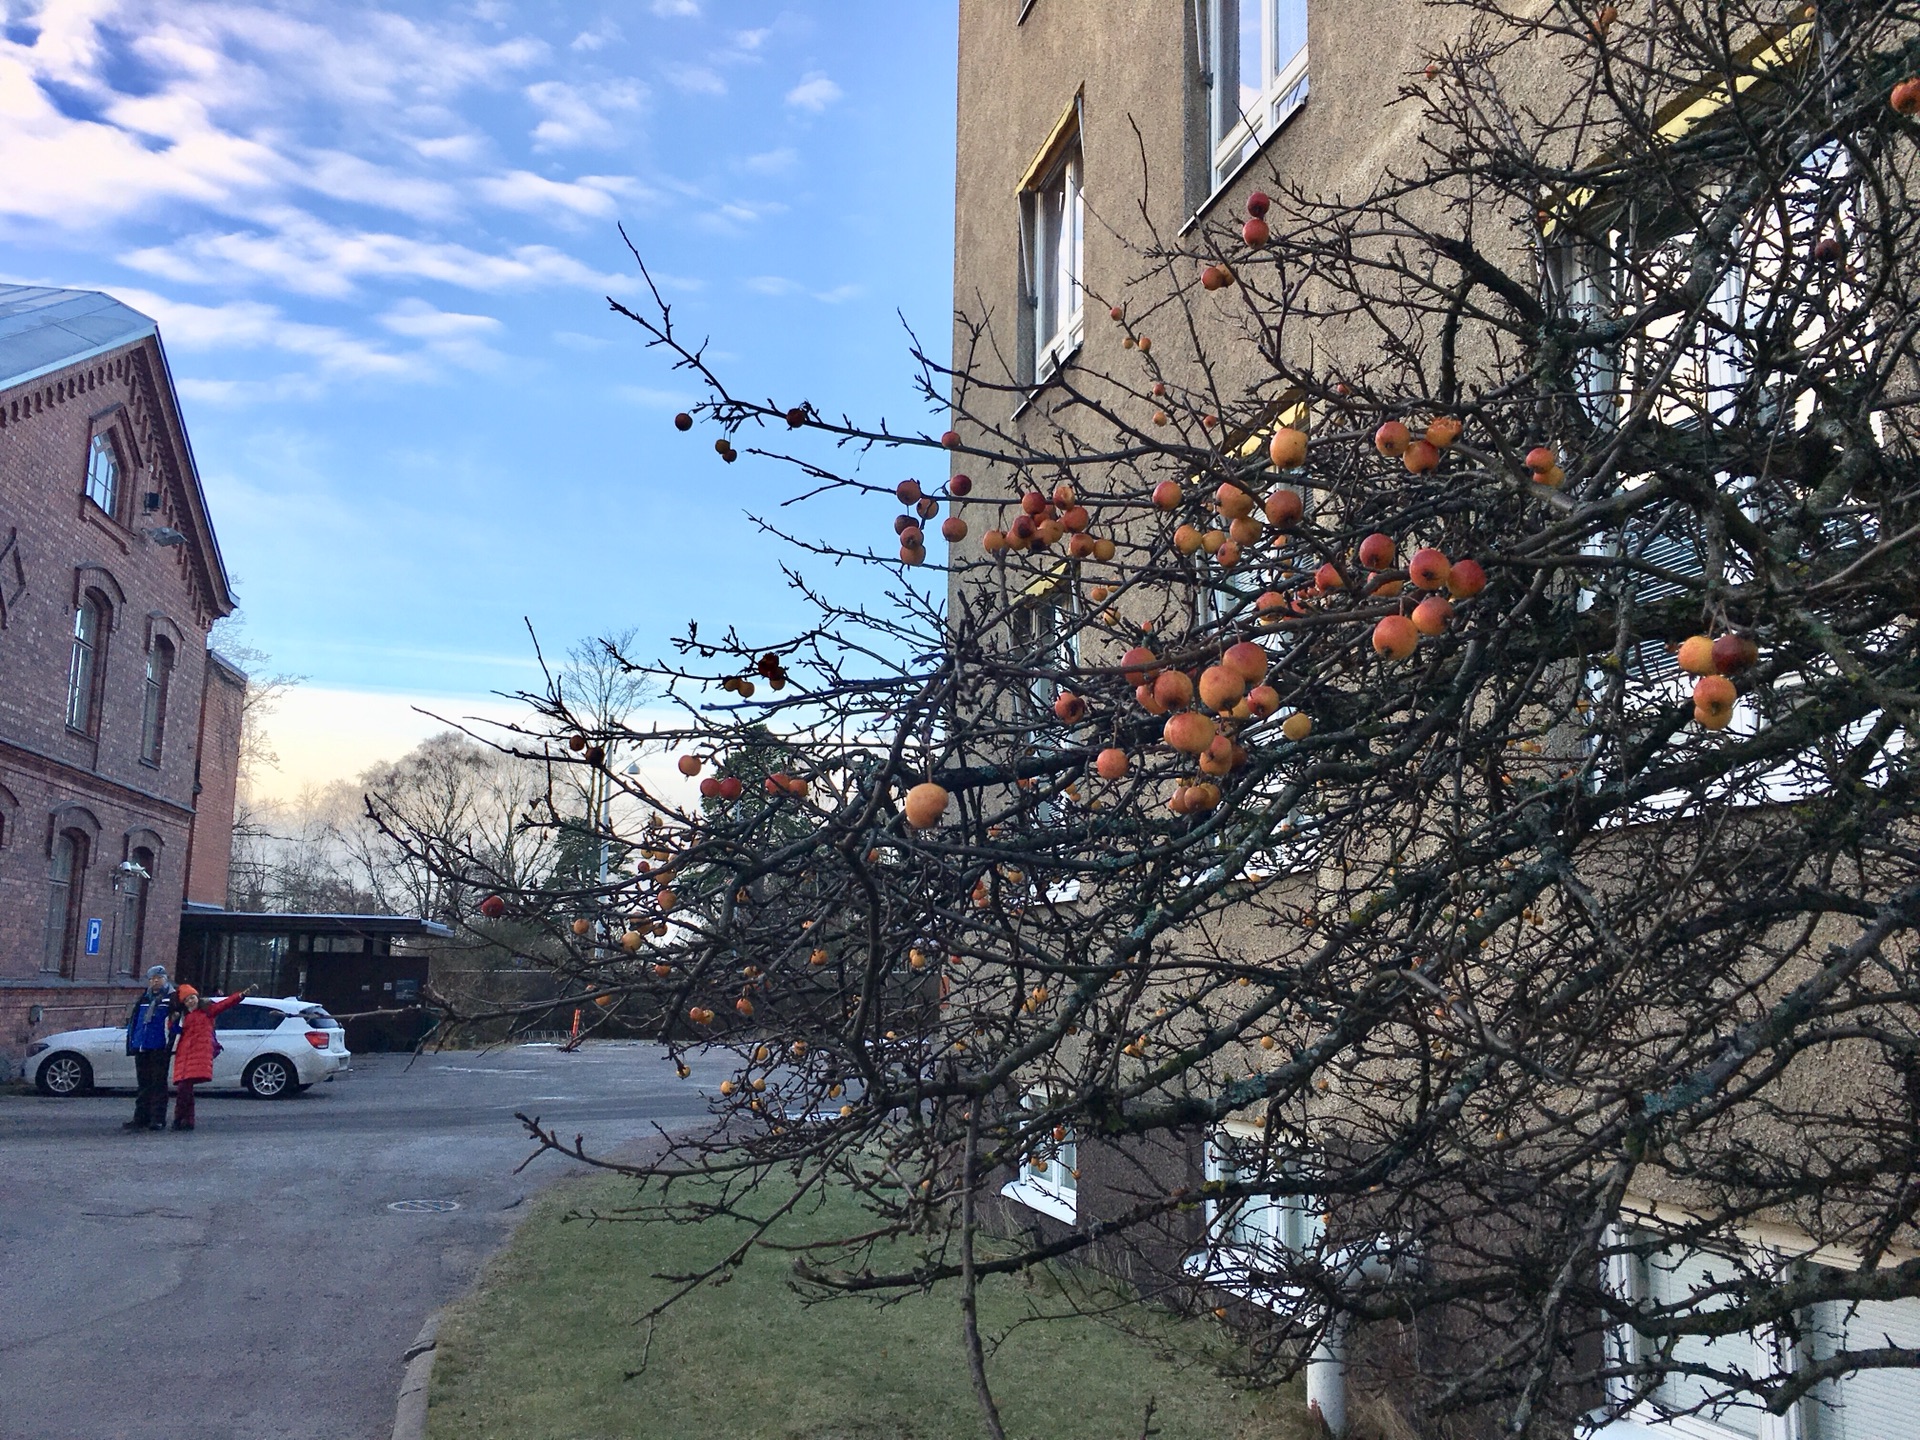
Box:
[132,1051,170,1127]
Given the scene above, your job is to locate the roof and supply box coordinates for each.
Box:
[0,285,158,393]
[180,906,457,941]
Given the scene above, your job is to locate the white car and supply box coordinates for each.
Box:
[25,995,351,1100]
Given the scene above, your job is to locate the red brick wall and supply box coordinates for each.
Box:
[0,337,233,1063]
[185,653,246,907]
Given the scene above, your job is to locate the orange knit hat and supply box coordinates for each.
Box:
[174,984,199,1003]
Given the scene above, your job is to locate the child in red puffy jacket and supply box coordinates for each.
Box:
[168,984,253,1130]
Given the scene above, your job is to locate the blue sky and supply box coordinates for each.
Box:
[0,0,957,788]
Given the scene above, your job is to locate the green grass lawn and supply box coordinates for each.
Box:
[428,1173,1311,1440]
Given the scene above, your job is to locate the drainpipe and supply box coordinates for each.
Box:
[1306,1317,1348,1436]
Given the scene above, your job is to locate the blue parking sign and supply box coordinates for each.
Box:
[85,918,102,955]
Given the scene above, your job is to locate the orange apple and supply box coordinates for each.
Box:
[1269,426,1308,469]
[1247,684,1280,719]
[1403,439,1441,474]
[1411,595,1453,635]
[1121,646,1159,683]
[1095,748,1129,780]
[1693,674,1736,729]
[1282,712,1313,741]
[1216,482,1257,520]
[1053,691,1087,723]
[1152,479,1183,510]
[1198,665,1246,712]
[904,782,949,828]
[1372,614,1420,661]
[1677,635,1718,675]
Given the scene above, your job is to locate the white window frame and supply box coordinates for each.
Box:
[1021,141,1084,384]
[1183,1126,1324,1309]
[1001,1092,1077,1223]
[67,597,100,734]
[1598,1227,1805,1440]
[85,432,120,517]
[1200,0,1309,193]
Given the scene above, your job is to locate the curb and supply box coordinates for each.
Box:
[392,1310,441,1440]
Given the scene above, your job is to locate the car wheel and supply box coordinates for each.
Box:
[243,1055,296,1099]
[36,1053,93,1097]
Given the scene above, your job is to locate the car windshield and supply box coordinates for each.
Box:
[299,1007,341,1029]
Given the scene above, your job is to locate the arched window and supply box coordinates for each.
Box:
[140,637,174,764]
[119,846,154,976]
[67,594,105,734]
[86,432,120,516]
[43,829,87,976]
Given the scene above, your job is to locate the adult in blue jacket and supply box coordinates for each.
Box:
[124,966,174,1131]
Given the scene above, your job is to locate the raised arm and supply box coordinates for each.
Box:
[204,990,248,1018]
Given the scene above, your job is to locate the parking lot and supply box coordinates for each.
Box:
[0,1042,732,1440]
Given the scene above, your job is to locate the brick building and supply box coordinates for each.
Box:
[0,284,242,1068]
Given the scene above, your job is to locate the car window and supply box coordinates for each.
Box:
[215,1004,286,1032]
[299,1007,341,1030]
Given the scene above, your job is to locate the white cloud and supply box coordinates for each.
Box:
[476,170,645,219]
[741,146,797,175]
[733,28,772,53]
[571,20,623,52]
[379,297,505,369]
[650,0,701,16]
[741,275,862,304]
[526,77,645,149]
[120,208,633,297]
[784,72,841,112]
[111,288,409,376]
[663,63,725,96]
[615,383,694,409]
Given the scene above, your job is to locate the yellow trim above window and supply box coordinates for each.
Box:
[1017,87,1083,195]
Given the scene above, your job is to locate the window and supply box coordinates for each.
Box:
[216,1004,286,1032]
[117,850,152,977]
[140,638,173,764]
[43,830,86,976]
[1001,1093,1077,1222]
[66,596,103,734]
[1805,1290,1920,1440]
[1020,112,1084,383]
[1202,0,1309,191]
[85,432,120,516]
[1601,1230,1920,1440]
[1603,1230,1794,1440]
[1186,1129,1324,1306]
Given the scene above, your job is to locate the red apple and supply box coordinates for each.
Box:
[1374,420,1410,458]
[1358,532,1397,570]
[1712,633,1759,676]
[949,473,973,496]
[1447,559,1487,598]
[1408,547,1451,591]
[1246,191,1271,218]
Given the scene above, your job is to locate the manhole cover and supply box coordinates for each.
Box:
[387,1199,462,1213]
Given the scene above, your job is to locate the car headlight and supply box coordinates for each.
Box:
[26,1041,49,1057]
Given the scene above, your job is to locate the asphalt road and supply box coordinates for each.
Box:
[0,1041,734,1440]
